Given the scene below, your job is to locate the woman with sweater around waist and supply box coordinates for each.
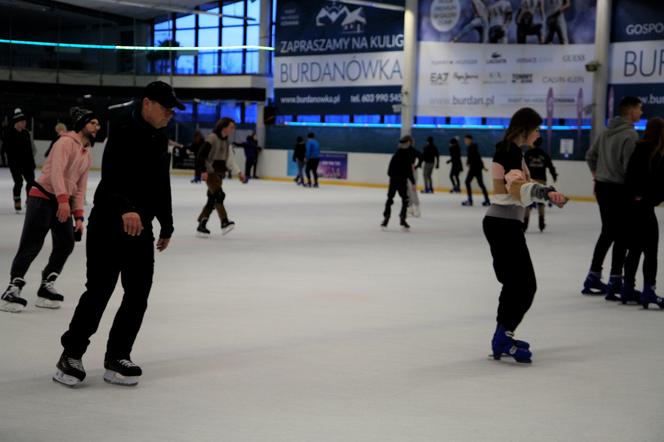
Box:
[621,117,664,308]
[483,108,567,363]
[0,108,99,312]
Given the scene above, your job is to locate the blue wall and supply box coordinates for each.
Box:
[266,126,591,161]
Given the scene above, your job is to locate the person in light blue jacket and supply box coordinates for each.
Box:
[305,132,321,188]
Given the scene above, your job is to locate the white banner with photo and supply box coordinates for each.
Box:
[416,42,594,118]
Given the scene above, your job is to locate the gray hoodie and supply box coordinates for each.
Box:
[586,116,639,184]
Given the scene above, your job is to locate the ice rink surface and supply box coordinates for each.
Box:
[1,169,663,442]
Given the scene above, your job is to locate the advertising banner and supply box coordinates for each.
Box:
[609,0,664,118]
[274,0,404,115]
[287,151,348,179]
[416,0,596,118]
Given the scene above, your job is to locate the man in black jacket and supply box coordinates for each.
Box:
[55,81,183,388]
[4,108,36,212]
[382,135,415,230]
[462,135,491,206]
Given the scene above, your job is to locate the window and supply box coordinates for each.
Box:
[245,103,258,123]
[198,27,219,74]
[175,28,195,74]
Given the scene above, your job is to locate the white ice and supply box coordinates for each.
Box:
[0,169,663,442]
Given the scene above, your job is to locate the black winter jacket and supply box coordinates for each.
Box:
[93,102,174,239]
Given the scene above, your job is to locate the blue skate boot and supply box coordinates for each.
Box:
[605,275,623,302]
[581,271,607,295]
[641,284,664,310]
[620,279,641,305]
[491,324,532,363]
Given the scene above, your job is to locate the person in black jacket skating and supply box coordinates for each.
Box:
[621,117,664,308]
[462,135,490,206]
[447,138,463,192]
[421,136,440,193]
[4,108,36,212]
[382,135,415,230]
[293,136,306,185]
[56,81,183,388]
[523,137,558,231]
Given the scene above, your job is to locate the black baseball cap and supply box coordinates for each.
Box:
[142,81,185,110]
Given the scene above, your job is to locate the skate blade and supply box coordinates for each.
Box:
[221,225,235,236]
[487,354,532,364]
[35,298,62,309]
[0,301,25,313]
[195,232,211,238]
[53,370,82,387]
[103,370,139,386]
[581,288,606,296]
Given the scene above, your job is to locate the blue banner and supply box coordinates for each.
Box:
[274,0,404,116]
[611,0,664,43]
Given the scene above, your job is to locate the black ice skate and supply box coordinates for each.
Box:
[380,217,389,230]
[400,219,410,231]
[538,216,546,232]
[36,272,64,309]
[196,218,211,236]
[0,277,27,313]
[104,359,142,386]
[14,198,22,213]
[53,352,86,387]
[221,219,235,236]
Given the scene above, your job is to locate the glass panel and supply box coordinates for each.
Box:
[247,0,261,22]
[326,115,350,123]
[245,103,257,123]
[354,115,380,124]
[222,1,244,26]
[198,52,219,74]
[222,25,244,46]
[154,30,173,46]
[199,7,220,28]
[221,52,243,73]
[176,14,195,29]
[220,102,242,122]
[247,25,259,46]
[155,19,172,31]
[175,29,195,47]
[175,101,194,123]
[245,51,258,73]
[198,101,219,123]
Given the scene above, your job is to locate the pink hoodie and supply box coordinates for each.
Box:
[29,131,92,217]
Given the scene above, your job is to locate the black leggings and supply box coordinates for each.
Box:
[483,216,537,332]
[449,168,461,189]
[383,178,409,221]
[624,203,659,286]
[590,181,629,275]
[465,169,489,202]
[10,166,34,200]
[306,158,320,184]
[10,196,75,280]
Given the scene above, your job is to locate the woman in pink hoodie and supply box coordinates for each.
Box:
[0,108,99,313]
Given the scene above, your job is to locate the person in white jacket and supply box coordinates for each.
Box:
[195,117,245,236]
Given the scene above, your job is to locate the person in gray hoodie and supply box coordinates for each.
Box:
[582,96,642,300]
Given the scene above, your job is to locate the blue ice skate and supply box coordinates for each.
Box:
[605,275,623,302]
[491,324,532,363]
[641,284,664,310]
[581,272,607,295]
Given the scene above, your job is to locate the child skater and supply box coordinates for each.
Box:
[483,108,567,363]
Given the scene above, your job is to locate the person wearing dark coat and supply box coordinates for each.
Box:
[4,108,36,212]
[621,117,664,308]
[462,134,490,206]
[382,135,416,230]
[421,136,440,193]
[293,136,306,185]
[237,132,260,183]
[56,81,182,388]
[523,136,558,232]
[446,138,463,192]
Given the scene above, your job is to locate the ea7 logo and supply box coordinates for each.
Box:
[430,72,449,85]
[316,2,366,34]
